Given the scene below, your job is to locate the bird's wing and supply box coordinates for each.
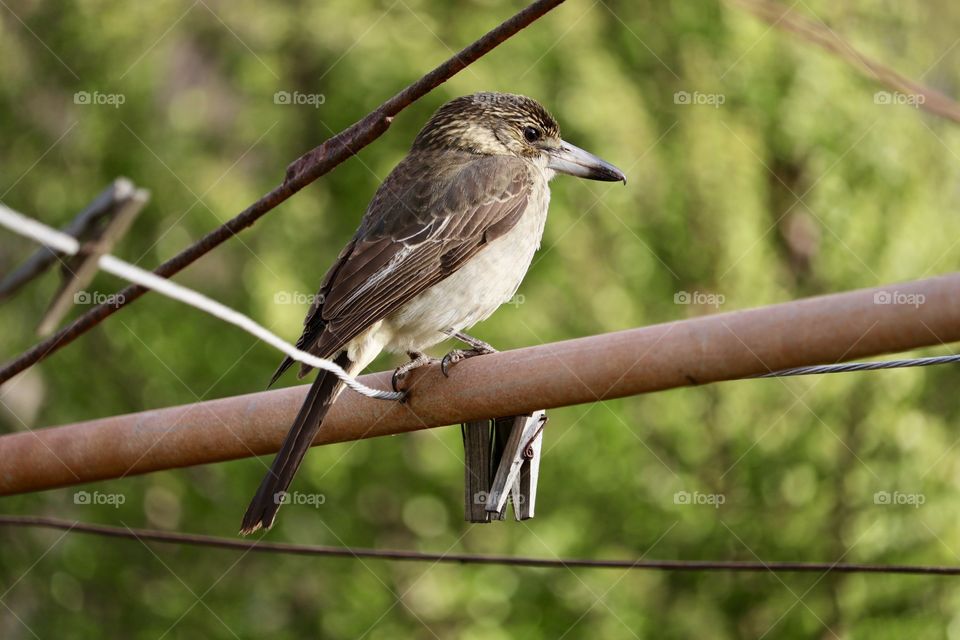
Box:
[270,152,534,383]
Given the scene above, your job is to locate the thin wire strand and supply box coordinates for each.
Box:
[2,515,958,575]
[0,204,402,402]
[756,354,960,378]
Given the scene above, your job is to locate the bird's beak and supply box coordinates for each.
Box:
[547,140,626,184]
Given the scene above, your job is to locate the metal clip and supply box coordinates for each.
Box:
[461,410,546,522]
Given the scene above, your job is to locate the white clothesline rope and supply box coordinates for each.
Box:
[0,204,403,402]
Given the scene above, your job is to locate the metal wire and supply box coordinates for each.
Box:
[1,515,958,575]
[756,354,960,378]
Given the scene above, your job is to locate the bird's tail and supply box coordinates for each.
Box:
[240,352,352,535]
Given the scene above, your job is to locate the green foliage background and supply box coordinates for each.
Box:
[2,0,960,637]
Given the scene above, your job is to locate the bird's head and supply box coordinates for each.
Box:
[413,92,626,183]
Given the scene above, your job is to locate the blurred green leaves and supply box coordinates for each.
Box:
[2,0,960,637]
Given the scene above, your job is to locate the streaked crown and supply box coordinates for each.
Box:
[413,92,560,158]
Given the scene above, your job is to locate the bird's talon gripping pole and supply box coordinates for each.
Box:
[441,355,454,377]
[441,348,494,376]
[391,352,439,392]
[441,330,500,375]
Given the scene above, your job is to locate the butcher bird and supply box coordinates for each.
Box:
[241,92,625,534]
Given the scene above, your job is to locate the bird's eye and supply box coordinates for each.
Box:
[523,126,541,143]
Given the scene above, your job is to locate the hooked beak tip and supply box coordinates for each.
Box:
[606,167,628,185]
[547,140,627,185]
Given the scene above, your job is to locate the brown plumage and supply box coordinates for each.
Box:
[242,92,624,534]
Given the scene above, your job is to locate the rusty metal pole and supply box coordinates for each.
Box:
[2,273,959,495]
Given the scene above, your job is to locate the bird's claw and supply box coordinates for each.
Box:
[441,347,491,377]
[392,352,438,392]
[441,350,465,377]
[391,369,405,393]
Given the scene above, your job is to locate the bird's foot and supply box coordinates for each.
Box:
[392,351,440,393]
[441,346,494,377]
[440,331,497,376]
[450,331,497,354]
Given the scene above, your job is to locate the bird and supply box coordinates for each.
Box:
[241,92,625,534]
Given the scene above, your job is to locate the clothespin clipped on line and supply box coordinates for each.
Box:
[461,410,547,523]
[0,178,149,336]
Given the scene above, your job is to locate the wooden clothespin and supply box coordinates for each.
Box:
[461,410,547,522]
[0,178,149,335]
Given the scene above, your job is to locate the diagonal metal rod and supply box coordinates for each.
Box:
[0,0,567,385]
[1,273,958,495]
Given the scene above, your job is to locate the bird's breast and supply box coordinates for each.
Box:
[383,182,551,354]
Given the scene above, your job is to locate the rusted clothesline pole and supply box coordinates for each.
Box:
[1,272,958,495]
[0,0,567,384]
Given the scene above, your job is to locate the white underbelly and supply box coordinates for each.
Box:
[381,187,550,354]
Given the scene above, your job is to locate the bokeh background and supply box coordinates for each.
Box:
[2,0,960,637]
